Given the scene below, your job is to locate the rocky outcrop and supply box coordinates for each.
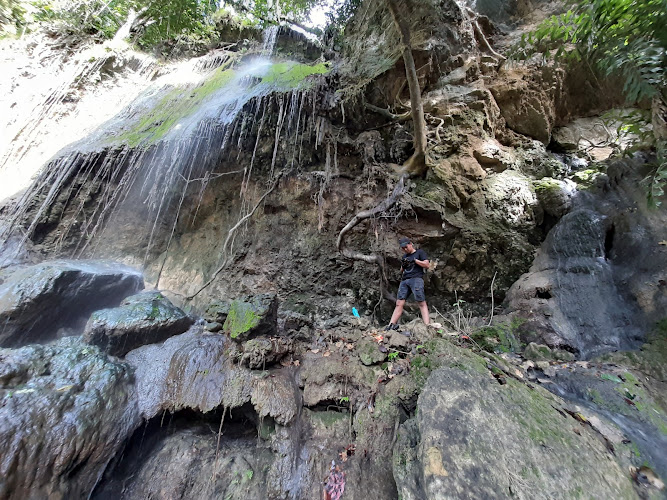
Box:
[507,158,667,358]
[507,208,642,357]
[83,290,192,357]
[393,343,636,499]
[0,260,143,347]
[0,337,141,500]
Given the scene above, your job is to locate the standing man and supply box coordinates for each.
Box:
[385,237,430,330]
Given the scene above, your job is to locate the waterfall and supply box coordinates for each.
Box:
[1,42,329,267]
[261,25,280,56]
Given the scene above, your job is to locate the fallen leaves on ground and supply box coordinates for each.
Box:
[323,462,346,500]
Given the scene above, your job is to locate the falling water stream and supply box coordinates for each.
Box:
[1,27,329,276]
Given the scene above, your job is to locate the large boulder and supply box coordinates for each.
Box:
[83,290,192,357]
[393,346,636,499]
[0,337,141,500]
[0,260,144,347]
[506,209,644,358]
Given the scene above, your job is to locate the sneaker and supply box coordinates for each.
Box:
[384,323,400,331]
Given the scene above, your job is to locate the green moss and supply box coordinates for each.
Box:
[223,300,261,339]
[114,65,236,147]
[533,179,561,192]
[570,165,606,189]
[261,61,329,90]
[471,318,524,354]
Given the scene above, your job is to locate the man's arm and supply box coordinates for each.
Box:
[415,250,429,268]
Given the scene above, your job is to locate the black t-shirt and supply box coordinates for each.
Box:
[401,248,428,279]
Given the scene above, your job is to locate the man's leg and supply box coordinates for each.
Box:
[418,301,430,325]
[390,299,406,324]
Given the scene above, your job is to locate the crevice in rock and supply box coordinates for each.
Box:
[535,288,552,299]
[604,223,615,260]
[306,400,352,414]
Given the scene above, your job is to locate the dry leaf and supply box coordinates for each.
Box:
[293,359,300,366]
[659,240,667,246]
[346,343,354,350]
[335,341,343,348]
[311,349,320,354]
[323,351,331,357]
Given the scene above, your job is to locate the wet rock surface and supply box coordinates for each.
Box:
[507,160,667,358]
[0,260,144,347]
[393,342,637,500]
[0,337,141,500]
[83,290,192,357]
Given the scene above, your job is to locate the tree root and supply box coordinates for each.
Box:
[363,102,411,122]
[466,8,506,62]
[337,174,409,303]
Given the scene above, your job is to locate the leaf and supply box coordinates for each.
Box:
[600,373,623,383]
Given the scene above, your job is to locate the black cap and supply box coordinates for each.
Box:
[399,237,411,248]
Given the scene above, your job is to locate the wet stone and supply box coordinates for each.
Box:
[83,290,192,357]
[0,337,141,499]
[0,260,144,347]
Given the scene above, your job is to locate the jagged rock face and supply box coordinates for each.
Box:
[83,290,192,357]
[0,337,141,500]
[0,260,144,347]
[392,347,636,499]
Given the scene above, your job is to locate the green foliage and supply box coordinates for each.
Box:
[0,0,26,34]
[388,351,399,361]
[470,318,524,354]
[510,0,667,205]
[31,0,135,40]
[136,0,219,49]
[220,0,320,26]
[30,0,219,48]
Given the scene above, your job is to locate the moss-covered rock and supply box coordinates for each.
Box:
[223,293,277,341]
[357,337,388,366]
[83,290,192,357]
[393,340,637,499]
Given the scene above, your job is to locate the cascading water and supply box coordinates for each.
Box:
[1,28,329,279]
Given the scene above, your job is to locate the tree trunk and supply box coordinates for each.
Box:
[386,0,428,176]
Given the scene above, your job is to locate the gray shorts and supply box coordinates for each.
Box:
[397,277,425,302]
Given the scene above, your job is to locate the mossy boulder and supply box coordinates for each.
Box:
[524,342,575,362]
[83,290,192,357]
[223,293,278,341]
[357,337,388,366]
[393,341,637,499]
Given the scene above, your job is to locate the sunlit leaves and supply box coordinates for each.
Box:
[510,0,667,205]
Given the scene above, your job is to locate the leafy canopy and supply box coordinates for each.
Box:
[510,0,667,205]
[31,0,220,47]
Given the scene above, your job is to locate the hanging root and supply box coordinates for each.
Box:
[466,8,506,62]
[363,102,412,122]
[337,174,408,262]
[188,173,282,300]
[337,174,409,301]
